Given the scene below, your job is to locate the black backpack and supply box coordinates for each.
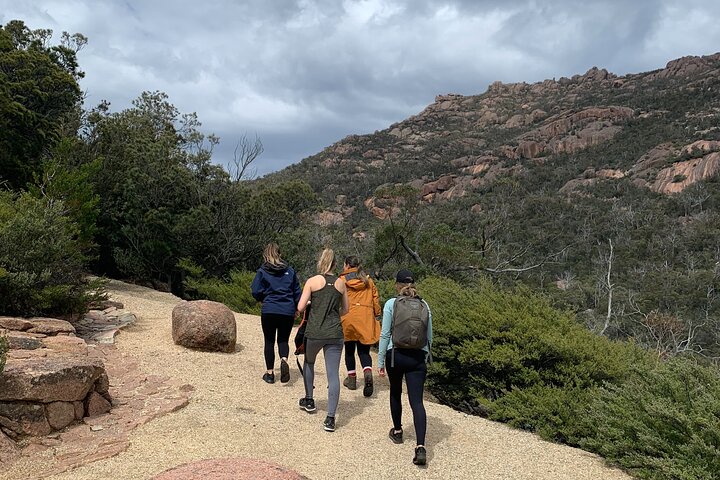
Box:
[392,296,429,350]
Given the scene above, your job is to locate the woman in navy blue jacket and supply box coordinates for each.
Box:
[251,243,302,384]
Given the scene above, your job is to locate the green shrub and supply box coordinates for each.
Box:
[375,279,395,306]
[0,335,7,375]
[579,357,720,480]
[0,192,105,316]
[183,266,261,315]
[419,276,649,439]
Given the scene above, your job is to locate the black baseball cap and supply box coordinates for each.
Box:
[395,269,414,283]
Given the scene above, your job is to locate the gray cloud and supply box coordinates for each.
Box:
[2,0,719,175]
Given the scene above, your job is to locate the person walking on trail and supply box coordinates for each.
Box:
[296,248,349,432]
[378,269,433,466]
[339,256,381,397]
[251,243,302,385]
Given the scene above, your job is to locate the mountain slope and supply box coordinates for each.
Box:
[269,53,720,222]
[263,54,720,357]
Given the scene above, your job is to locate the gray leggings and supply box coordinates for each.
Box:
[304,338,344,417]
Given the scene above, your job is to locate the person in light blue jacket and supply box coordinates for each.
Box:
[251,243,301,384]
[378,269,433,466]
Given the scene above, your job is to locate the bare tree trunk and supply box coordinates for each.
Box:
[399,235,424,265]
[601,239,614,336]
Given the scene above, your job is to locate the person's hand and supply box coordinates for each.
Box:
[378,367,386,377]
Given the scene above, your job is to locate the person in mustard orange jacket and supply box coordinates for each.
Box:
[340,255,381,397]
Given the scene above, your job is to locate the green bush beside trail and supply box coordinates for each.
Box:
[182,264,261,315]
[580,357,720,480]
[0,192,105,316]
[416,276,719,479]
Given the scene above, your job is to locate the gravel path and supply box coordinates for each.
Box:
[33,280,631,479]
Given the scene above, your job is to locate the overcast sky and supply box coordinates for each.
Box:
[3,0,720,175]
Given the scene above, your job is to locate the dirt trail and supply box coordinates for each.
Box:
[6,280,631,479]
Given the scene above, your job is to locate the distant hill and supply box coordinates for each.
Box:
[262,53,720,355]
[268,53,720,222]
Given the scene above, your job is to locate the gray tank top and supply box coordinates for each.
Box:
[305,274,343,340]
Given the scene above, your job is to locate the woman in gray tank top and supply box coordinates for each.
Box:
[296,248,349,432]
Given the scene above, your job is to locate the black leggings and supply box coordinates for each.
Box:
[387,348,428,445]
[261,313,294,370]
[344,341,372,372]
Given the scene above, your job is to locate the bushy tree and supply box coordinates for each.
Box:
[0,20,85,189]
[83,91,318,291]
[0,191,104,316]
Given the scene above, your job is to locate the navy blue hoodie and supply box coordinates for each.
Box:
[250,261,301,316]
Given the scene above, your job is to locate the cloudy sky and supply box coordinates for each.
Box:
[3,0,720,175]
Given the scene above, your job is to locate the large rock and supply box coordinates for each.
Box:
[172,300,236,353]
[45,401,77,430]
[0,317,33,331]
[26,317,76,335]
[652,151,720,194]
[84,391,112,417]
[0,356,105,403]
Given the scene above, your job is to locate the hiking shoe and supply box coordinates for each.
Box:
[343,375,357,390]
[363,370,374,397]
[280,359,290,383]
[323,416,336,432]
[389,428,403,444]
[413,446,427,466]
[262,372,275,384]
[299,397,316,413]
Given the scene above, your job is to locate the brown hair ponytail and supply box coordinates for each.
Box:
[344,255,369,285]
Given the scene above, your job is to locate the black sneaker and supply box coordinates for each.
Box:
[363,369,374,397]
[262,372,275,384]
[389,427,403,444]
[280,359,290,383]
[413,446,427,466]
[299,397,316,413]
[323,416,336,432]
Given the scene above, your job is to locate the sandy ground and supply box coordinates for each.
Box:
[6,280,632,479]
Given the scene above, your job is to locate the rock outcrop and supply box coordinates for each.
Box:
[172,300,237,353]
[0,318,112,444]
[651,151,720,194]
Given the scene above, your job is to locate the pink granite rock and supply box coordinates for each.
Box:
[0,356,105,402]
[172,300,236,353]
[45,402,77,430]
[85,392,112,417]
[0,317,33,331]
[26,318,76,336]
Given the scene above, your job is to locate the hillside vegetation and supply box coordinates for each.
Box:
[265,53,720,359]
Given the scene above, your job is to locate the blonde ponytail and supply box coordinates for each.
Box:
[317,248,336,275]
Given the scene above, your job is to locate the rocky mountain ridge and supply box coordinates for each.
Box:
[269,53,720,224]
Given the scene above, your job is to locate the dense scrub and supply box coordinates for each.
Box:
[418,276,720,480]
[0,192,104,316]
